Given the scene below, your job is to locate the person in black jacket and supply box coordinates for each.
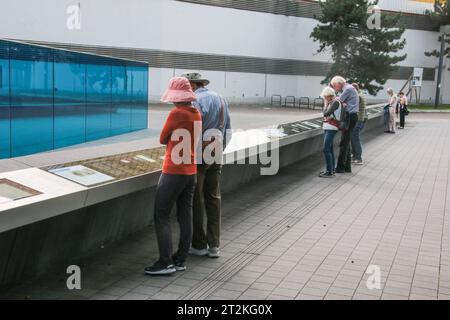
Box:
[398,92,408,129]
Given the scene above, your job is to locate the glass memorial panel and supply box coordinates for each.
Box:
[0,41,11,158]
[111,66,132,135]
[9,42,54,157]
[54,52,87,148]
[129,66,148,131]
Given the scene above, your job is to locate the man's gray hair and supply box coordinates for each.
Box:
[387,88,394,94]
[330,76,347,86]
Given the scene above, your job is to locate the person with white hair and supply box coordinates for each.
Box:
[330,76,360,173]
[319,86,342,178]
[385,88,397,133]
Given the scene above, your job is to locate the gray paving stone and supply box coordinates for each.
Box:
[89,294,120,300]
[119,292,150,300]
[271,287,299,298]
[151,291,182,300]
[99,286,131,297]
[132,285,161,296]
[239,289,270,300]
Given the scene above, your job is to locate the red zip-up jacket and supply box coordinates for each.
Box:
[160,105,202,175]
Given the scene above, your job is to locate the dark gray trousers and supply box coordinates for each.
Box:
[192,164,222,250]
[154,173,197,265]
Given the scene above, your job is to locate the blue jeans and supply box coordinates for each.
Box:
[323,130,337,173]
[351,120,365,161]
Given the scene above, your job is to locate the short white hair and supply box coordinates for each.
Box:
[387,88,394,94]
[330,76,347,86]
[320,86,336,98]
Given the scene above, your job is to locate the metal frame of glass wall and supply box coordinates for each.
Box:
[0,39,149,159]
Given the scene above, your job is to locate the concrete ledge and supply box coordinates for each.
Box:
[0,106,385,288]
[409,109,450,113]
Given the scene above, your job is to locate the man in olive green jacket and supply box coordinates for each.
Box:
[351,83,368,165]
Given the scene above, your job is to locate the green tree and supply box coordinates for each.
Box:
[425,0,450,59]
[310,0,406,95]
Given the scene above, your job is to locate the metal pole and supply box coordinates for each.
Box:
[435,33,446,108]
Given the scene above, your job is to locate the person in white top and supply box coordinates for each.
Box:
[319,86,342,178]
[386,88,397,133]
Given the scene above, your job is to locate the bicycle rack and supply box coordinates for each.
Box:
[313,98,324,110]
[271,95,282,106]
[284,96,296,108]
[299,97,310,109]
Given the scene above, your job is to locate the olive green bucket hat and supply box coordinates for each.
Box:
[180,72,210,86]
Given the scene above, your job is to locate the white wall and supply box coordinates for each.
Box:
[0,0,326,61]
[378,0,434,14]
[0,0,439,63]
[0,0,447,103]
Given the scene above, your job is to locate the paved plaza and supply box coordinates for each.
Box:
[1,113,449,300]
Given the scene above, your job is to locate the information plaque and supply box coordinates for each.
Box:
[49,165,115,187]
[44,147,165,185]
[0,178,42,204]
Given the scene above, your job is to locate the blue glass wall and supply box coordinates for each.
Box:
[0,46,10,159]
[0,40,149,159]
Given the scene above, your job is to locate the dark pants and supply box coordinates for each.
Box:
[336,113,358,172]
[351,120,366,161]
[192,164,222,250]
[323,130,337,173]
[399,108,406,128]
[384,110,390,131]
[154,173,196,265]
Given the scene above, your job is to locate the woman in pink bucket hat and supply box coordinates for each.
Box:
[145,77,202,276]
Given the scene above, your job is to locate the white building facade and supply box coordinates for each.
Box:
[0,0,448,103]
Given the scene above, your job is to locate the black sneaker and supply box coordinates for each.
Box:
[319,171,334,178]
[144,261,176,276]
[335,168,345,174]
[173,260,187,271]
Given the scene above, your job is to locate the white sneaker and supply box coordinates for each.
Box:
[208,247,221,258]
[189,247,209,256]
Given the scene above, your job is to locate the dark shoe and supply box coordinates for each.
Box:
[172,255,187,271]
[319,171,334,178]
[173,261,187,271]
[389,131,396,134]
[345,169,352,173]
[144,261,176,276]
[353,159,363,165]
[335,168,345,174]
